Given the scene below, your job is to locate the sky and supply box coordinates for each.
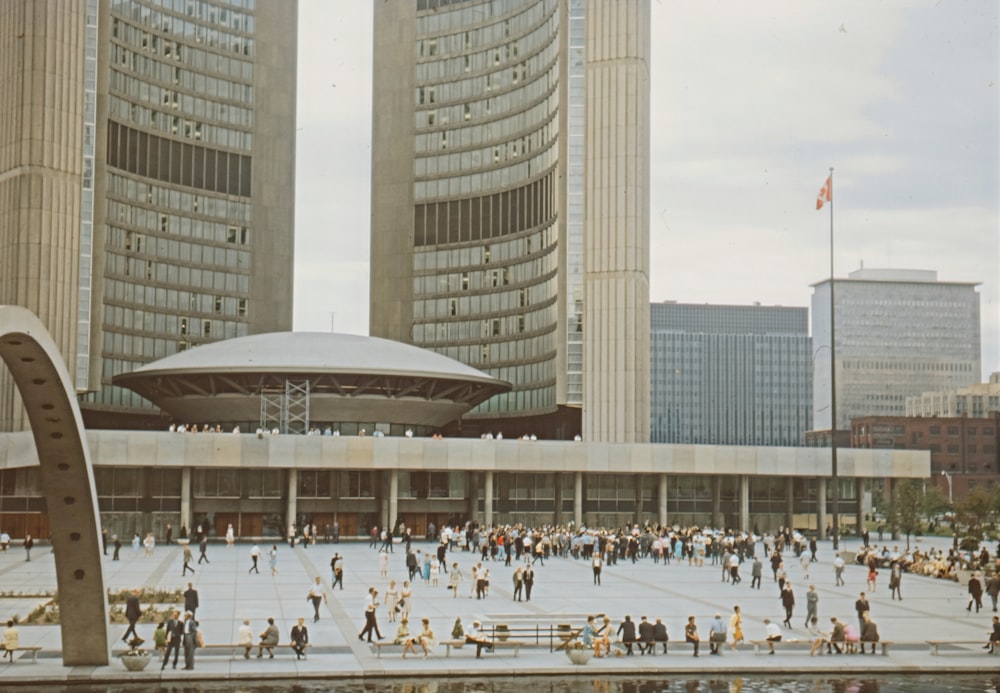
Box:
[293,0,999,380]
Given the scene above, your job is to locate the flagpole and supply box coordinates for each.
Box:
[828,166,839,551]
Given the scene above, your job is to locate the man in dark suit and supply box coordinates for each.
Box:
[123,589,142,643]
[290,617,309,659]
[184,582,199,619]
[161,610,183,669]
[637,616,655,655]
[617,614,637,655]
[652,617,669,654]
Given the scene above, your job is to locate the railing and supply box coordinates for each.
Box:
[481,622,586,652]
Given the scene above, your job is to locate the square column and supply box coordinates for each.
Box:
[287,468,298,530]
[180,467,192,534]
[574,472,583,527]
[739,475,750,533]
[484,471,493,528]
[658,474,667,527]
[817,477,828,540]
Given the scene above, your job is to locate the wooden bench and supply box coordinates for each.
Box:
[750,639,893,656]
[927,640,1000,656]
[0,646,42,663]
[199,643,310,659]
[441,638,523,657]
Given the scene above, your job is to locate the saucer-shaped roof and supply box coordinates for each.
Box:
[114,332,510,427]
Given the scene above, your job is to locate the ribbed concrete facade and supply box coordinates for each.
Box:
[582,0,650,443]
[370,0,650,442]
[0,0,298,431]
[0,1,88,430]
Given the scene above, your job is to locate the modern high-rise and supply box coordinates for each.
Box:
[0,0,297,431]
[650,302,812,446]
[370,0,650,442]
[812,268,981,431]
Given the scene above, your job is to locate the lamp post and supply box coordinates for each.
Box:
[940,470,953,505]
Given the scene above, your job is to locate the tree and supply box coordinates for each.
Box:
[885,480,924,550]
[953,486,1000,551]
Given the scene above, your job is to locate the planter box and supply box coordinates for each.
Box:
[566,649,592,665]
[121,653,152,671]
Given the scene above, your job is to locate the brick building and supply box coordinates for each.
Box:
[851,415,1000,501]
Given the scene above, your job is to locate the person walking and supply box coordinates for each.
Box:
[122,589,142,643]
[308,576,328,622]
[358,587,384,642]
[889,562,903,600]
[968,572,985,613]
[986,615,1000,653]
[249,543,261,574]
[23,534,33,562]
[805,584,819,628]
[592,551,603,586]
[751,555,763,590]
[781,582,796,629]
[161,610,183,670]
[268,545,279,575]
[523,565,535,601]
[113,534,122,561]
[447,563,462,598]
[183,582,199,619]
[331,553,344,589]
[182,543,195,576]
[290,617,309,659]
[986,573,1000,613]
[197,535,210,564]
[729,605,744,651]
[833,553,846,586]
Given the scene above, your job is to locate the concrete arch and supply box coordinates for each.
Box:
[0,306,109,666]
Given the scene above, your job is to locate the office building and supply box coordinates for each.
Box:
[905,372,1000,418]
[650,302,812,446]
[851,414,999,502]
[811,268,981,431]
[0,0,297,431]
[370,0,650,442]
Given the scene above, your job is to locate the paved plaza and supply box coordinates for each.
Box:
[0,532,997,686]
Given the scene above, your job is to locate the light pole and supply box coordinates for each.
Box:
[940,470,953,505]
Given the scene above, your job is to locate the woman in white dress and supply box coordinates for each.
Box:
[226,524,235,547]
[385,580,400,622]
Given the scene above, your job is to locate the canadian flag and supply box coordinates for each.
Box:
[816,176,832,210]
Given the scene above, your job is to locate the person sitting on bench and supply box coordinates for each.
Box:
[464,620,493,658]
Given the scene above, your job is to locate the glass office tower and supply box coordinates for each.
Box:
[370,0,649,442]
[0,0,297,430]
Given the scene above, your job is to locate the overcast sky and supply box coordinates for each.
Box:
[293,1,999,380]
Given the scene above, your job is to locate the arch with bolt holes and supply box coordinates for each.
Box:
[0,306,108,665]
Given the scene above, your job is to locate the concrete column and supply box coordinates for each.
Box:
[180,467,192,533]
[574,472,583,527]
[554,472,564,526]
[856,478,866,539]
[740,475,750,533]
[785,477,795,530]
[582,0,651,443]
[388,469,399,531]
[467,472,477,525]
[711,476,721,529]
[484,471,494,528]
[817,477,828,540]
[634,476,644,526]
[658,474,667,527]
[287,468,298,530]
